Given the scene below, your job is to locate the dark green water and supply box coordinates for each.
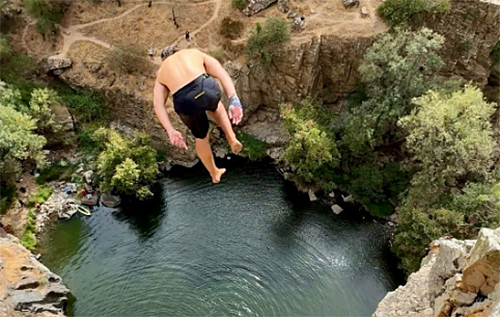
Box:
[40,160,403,317]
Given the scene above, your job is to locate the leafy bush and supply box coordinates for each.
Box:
[28,186,52,207]
[106,44,150,75]
[0,94,47,184]
[399,85,495,204]
[378,0,450,26]
[29,88,62,134]
[237,132,267,161]
[24,0,63,35]
[247,18,290,67]
[0,185,15,215]
[280,101,340,190]
[232,0,247,10]
[220,17,243,40]
[36,161,76,184]
[61,88,107,122]
[0,46,38,85]
[93,128,158,199]
[21,208,38,250]
[394,86,497,273]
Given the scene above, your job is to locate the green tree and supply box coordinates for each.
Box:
[342,27,445,156]
[93,128,158,199]
[280,101,340,189]
[394,85,497,273]
[0,102,47,184]
[247,18,290,67]
[378,0,450,26]
[399,85,495,204]
[29,88,62,134]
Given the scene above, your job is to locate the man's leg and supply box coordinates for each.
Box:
[209,102,242,153]
[195,134,226,183]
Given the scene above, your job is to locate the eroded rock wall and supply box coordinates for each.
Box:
[373,228,500,317]
[0,230,70,317]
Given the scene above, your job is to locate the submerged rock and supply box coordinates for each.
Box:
[308,190,318,202]
[101,194,121,208]
[331,205,343,215]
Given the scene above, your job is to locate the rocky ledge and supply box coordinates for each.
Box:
[0,230,70,317]
[373,227,500,317]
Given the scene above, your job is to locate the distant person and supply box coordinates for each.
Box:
[153,47,243,183]
[148,48,154,60]
[148,0,152,7]
[185,30,190,42]
[18,199,25,209]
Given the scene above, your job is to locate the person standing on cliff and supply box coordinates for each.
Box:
[153,46,243,183]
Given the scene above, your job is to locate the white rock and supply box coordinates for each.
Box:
[331,204,343,215]
[308,190,318,202]
[342,194,354,203]
[328,192,335,198]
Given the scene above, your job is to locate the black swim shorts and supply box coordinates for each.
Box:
[172,74,221,139]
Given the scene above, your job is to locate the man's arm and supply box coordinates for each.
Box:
[202,53,243,125]
[153,80,188,149]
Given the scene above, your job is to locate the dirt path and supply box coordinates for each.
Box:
[25,0,222,66]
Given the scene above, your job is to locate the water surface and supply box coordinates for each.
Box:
[40,160,403,316]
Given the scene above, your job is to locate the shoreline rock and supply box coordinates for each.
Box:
[0,231,70,317]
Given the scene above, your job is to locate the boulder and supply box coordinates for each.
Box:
[81,194,99,206]
[242,0,277,16]
[291,16,306,32]
[308,190,317,202]
[331,205,343,215]
[342,194,354,203]
[15,278,40,290]
[462,228,500,295]
[360,5,368,18]
[277,0,289,13]
[342,0,359,9]
[101,194,121,208]
[83,170,94,184]
[43,56,72,74]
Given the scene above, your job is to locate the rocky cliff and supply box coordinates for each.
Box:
[0,230,70,317]
[373,227,500,317]
[14,0,500,164]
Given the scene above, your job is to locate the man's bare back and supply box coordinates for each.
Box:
[157,49,206,94]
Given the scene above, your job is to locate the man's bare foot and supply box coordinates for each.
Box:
[229,139,242,154]
[211,168,226,183]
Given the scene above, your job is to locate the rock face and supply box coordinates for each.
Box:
[0,231,70,317]
[242,0,278,16]
[342,0,359,9]
[53,0,499,166]
[373,228,500,317]
[42,56,72,75]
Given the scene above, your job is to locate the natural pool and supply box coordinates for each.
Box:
[40,160,403,316]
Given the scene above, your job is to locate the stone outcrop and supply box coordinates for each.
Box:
[42,56,72,76]
[373,228,500,317]
[242,0,277,16]
[49,0,499,166]
[0,231,70,317]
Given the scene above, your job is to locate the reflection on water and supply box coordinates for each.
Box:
[40,159,403,317]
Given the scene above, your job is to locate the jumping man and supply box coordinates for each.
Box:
[153,46,243,183]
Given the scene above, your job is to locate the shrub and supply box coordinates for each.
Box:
[237,132,267,161]
[378,0,451,26]
[232,0,247,10]
[280,101,340,190]
[106,44,150,75]
[399,85,495,204]
[220,17,243,40]
[24,0,63,35]
[246,18,290,67]
[93,128,158,199]
[61,88,107,122]
[28,186,52,206]
[0,185,15,215]
[0,97,47,184]
[29,88,62,134]
[21,208,38,250]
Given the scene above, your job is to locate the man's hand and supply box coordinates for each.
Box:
[168,129,188,149]
[229,105,243,125]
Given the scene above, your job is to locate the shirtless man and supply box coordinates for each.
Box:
[153,46,243,183]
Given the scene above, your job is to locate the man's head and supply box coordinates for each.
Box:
[161,45,180,61]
